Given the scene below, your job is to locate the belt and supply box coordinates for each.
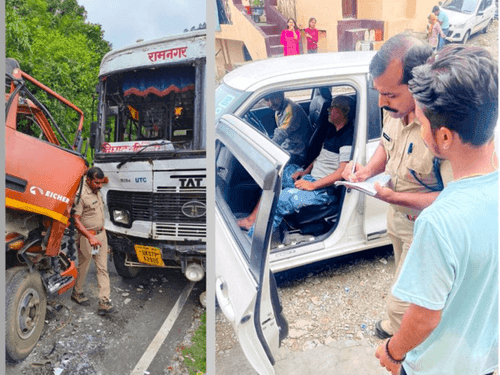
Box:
[406,215,418,222]
[88,228,104,235]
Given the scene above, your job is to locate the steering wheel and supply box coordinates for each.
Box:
[245,111,269,137]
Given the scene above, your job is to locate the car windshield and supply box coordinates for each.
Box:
[442,0,478,14]
[215,83,248,123]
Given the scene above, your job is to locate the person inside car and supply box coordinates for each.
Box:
[247,95,355,239]
[238,91,312,231]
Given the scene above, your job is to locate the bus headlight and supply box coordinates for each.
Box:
[185,263,204,282]
[112,209,131,225]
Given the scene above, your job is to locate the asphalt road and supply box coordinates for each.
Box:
[6,258,205,375]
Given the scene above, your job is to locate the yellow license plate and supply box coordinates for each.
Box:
[134,245,165,267]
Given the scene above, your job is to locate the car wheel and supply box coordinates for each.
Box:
[5,268,47,363]
[483,19,492,33]
[112,250,141,278]
[462,30,470,44]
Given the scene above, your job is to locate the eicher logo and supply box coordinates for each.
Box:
[181,201,206,218]
[135,177,147,183]
[30,186,70,204]
[179,178,203,188]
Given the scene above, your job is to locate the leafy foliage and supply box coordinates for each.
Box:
[181,311,206,375]
[6,0,111,154]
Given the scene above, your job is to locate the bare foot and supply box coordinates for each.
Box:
[237,216,255,230]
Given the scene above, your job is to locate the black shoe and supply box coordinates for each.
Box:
[375,320,393,339]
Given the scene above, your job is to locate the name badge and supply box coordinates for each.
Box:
[383,132,392,142]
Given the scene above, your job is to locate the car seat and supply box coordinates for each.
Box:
[302,87,332,168]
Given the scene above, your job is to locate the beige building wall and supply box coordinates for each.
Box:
[359,0,436,38]
[295,0,343,52]
[216,39,246,80]
[216,1,268,61]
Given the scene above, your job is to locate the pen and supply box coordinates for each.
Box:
[350,148,359,181]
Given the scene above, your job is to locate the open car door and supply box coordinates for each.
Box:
[216,114,290,374]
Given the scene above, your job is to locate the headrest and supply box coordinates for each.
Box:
[316,87,332,101]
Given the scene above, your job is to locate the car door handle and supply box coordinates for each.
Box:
[216,277,235,322]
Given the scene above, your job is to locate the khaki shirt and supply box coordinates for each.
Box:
[382,111,453,217]
[73,181,105,230]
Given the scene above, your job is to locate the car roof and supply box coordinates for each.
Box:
[223,51,377,92]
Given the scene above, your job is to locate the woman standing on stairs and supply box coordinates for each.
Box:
[281,18,300,56]
[304,17,319,53]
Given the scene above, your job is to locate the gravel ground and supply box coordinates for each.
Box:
[214,18,498,371]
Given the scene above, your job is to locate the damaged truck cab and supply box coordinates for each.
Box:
[91,31,206,282]
[5,59,88,362]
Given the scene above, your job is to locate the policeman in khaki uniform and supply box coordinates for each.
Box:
[71,167,114,315]
[343,34,453,338]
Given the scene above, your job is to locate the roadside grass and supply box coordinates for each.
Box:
[182,311,206,375]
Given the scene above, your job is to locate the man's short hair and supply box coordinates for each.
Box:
[369,33,433,85]
[87,167,105,180]
[264,91,284,102]
[409,45,498,146]
[432,5,440,13]
[331,95,355,124]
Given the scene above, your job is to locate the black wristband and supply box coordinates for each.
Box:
[385,338,405,365]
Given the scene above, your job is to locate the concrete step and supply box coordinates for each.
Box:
[269,44,283,56]
[260,24,281,35]
[267,34,281,45]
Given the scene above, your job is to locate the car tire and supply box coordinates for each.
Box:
[6,268,47,363]
[112,250,141,278]
[462,30,470,44]
[483,19,492,33]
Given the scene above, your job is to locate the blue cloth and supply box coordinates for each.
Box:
[438,10,449,30]
[393,171,499,375]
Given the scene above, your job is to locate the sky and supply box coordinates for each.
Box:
[77,0,207,50]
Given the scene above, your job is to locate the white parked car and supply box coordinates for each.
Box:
[442,0,495,43]
[215,51,392,374]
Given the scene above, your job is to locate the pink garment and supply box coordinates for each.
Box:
[281,29,300,56]
[305,28,318,51]
[428,22,444,48]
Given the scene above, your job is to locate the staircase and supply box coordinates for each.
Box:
[260,23,283,57]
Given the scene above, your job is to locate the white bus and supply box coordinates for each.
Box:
[90,30,206,282]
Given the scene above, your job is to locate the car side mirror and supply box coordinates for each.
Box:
[90,121,98,149]
[478,10,484,15]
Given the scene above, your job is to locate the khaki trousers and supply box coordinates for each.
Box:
[75,230,111,300]
[385,205,415,335]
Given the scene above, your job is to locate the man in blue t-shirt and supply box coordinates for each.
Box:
[433,5,449,50]
[375,45,498,375]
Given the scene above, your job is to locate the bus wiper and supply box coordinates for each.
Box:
[116,141,168,169]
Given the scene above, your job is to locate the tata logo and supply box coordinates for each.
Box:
[29,186,70,204]
[181,201,206,218]
[179,178,203,188]
[135,177,147,183]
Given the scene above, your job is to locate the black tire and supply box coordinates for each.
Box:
[6,269,47,362]
[462,30,470,44]
[112,250,141,279]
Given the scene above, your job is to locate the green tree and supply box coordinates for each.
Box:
[6,0,111,153]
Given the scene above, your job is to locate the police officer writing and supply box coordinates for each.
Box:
[71,167,115,315]
[342,34,452,339]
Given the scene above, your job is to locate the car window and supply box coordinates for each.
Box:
[442,0,479,13]
[285,89,314,103]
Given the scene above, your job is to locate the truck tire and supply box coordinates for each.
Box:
[112,250,141,279]
[6,268,47,362]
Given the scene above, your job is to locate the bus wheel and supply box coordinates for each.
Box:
[112,250,141,279]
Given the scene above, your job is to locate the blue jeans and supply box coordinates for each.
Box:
[437,29,448,51]
[248,169,335,237]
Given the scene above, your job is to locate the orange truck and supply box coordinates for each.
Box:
[5,58,88,362]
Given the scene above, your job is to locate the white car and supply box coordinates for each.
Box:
[215,51,392,374]
[441,0,495,43]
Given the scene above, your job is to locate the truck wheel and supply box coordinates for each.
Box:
[112,250,141,279]
[6,268,47,362]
